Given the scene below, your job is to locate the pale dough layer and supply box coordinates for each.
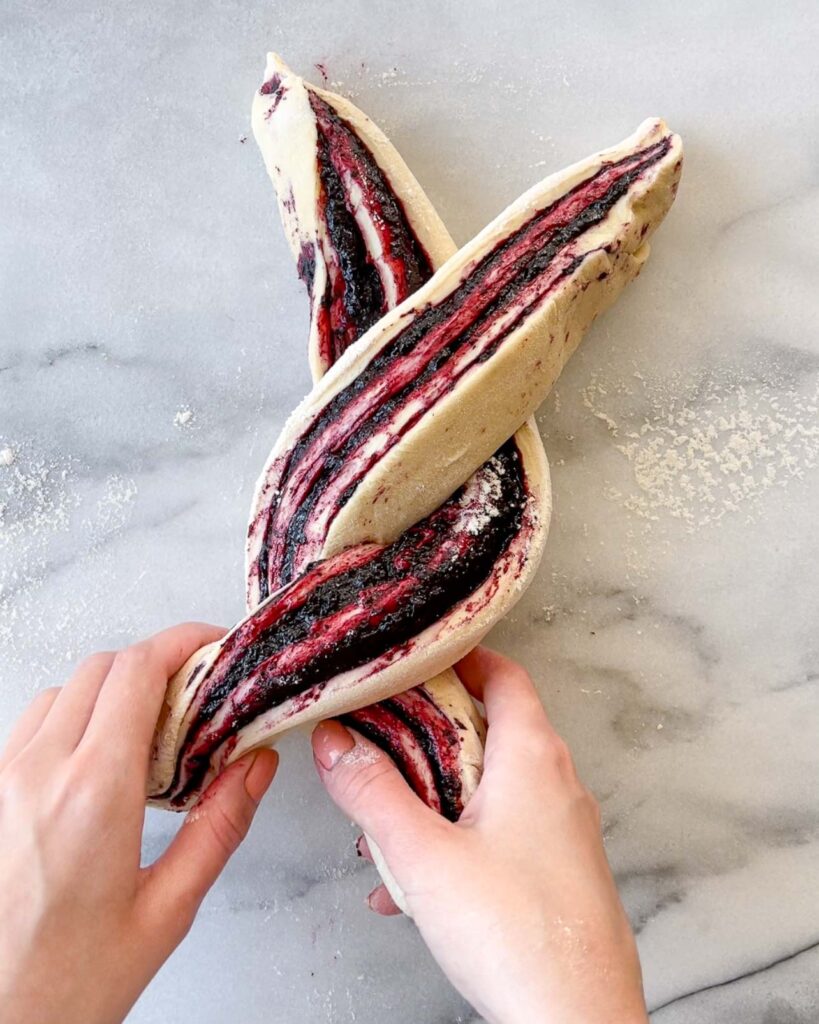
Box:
[249,118,681,571]
[148,423,549,805]
[247,55,554,914]
[363,666,487,916]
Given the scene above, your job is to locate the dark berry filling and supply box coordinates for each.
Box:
[296,241,316,296]
[160,443,525,806]
[251,135,671,600]
[342,686,467,821]
[315,129,386,360]
[259,74,286,115]
[305,93,434,369]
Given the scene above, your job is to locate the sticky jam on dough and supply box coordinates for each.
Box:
[309,92,434,367]
[251,135,672,598]
[157,443,527,807]
[342,685,470,821]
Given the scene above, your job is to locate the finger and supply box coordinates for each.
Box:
[366,884,401,916]
[455,646,553,734]
[0,688,61,771]
[81,622,225,768]
[144,748,278,920]
[312,722,442,859]
[455,647,574,785]
[35,653,115,750]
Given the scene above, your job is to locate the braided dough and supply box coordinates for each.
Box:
[147,56,682,870]
[249,57,533,911]
[249,55,545,842]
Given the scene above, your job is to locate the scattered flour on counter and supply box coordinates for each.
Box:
[0,444,142,685]
[90,474,139,533]
[0,446,78,549]
[0,445,82,675]
[582,370,819,529]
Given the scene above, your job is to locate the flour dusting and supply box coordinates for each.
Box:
[174,406,194,428]
[0,444,142,686]
[0,445,78,550]
[582,370,819,529]
[457,455,506,535]
[91,474,139,533]
[339,742,380,769]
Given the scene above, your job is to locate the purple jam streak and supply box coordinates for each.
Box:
[342,686,469,821]
[158,442,527,806]
[250,135,672,601]
[259,74,286,116]
[307,93,433,368]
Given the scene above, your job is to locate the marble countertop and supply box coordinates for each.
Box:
[1,1,817,1021]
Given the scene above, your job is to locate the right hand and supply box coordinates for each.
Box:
[311,647,648,1024]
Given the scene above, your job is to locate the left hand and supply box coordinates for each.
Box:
[0,622,279,1024]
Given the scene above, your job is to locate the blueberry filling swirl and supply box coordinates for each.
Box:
[308,92,434,367]
[151,70,680,813]
[251,134,672,600]
[341,686,470,822]
[157,444,526,807]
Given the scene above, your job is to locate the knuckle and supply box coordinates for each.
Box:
[178,621,224,644]
[113,644,153,675]
[63,748,128,810]
[137,880,198,946]
[180,620,212,634]
[77,651,114,676]
[60,762,106,811]
[0,762,32,803]
[335,760,393,809]
[582,787,602,825]
[510,664,536,689]
[166,893,199,942]
[525,728,574,772]
[549,734,574,769]
[205,800,249,857]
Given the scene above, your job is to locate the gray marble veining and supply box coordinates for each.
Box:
[1,1,817,1021]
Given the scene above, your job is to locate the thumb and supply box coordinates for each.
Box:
[312,721,443,859]
[145,749,279,921]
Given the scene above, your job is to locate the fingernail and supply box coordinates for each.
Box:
[244,749,279,802]
[313,721,355,771]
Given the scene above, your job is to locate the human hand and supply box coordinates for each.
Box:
[0,623,279,1024]
[311,647,647,1024]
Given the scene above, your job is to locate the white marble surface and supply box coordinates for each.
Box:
[1,1,818,1020]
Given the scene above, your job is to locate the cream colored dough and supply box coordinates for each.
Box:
[252,53,457,383]
[247,117,682,572]
[148,424,550,806]
[247,55,554,914]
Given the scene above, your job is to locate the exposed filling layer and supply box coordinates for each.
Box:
[342,684,470,822]
[251,135,671,599]
[309,92,434,368]
[259,73,286,114]
[159,443,526,806]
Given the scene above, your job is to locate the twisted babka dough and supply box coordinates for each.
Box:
[249,55,544,832]
[245,56,551,910]
[147,58,683,909]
